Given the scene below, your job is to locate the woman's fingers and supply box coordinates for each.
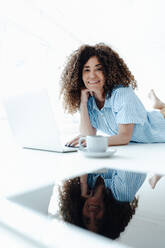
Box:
[80,140,86,147]
[81,89,92,104]
[69,139,79,147]
[81,190,93,199]
[66,137,79,147]
[89,91,94,96]
[65,135,86,147]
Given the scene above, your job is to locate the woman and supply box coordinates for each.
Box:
[60,43,164,188]
[49,169,146,239]
[60,43,165,147]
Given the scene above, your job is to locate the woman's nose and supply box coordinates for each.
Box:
[89,212,96,218]
[89,71,96,79]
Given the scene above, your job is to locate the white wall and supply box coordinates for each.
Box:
[1,3,165,246]
[1,0,165,121]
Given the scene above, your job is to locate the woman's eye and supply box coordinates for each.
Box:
[97,67,103,71]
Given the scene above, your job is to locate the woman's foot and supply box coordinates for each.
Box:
[149,174,162,189]
[148,89,165,110]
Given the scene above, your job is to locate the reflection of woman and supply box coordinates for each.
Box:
[49,170,146,239]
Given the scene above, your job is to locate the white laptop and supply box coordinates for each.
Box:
[3,89,78,153]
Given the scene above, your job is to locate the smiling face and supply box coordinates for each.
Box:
[82,56,105,95]
[82,184,105,232]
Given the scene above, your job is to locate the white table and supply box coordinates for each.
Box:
[0,120,165,247]
[1,132,165,197]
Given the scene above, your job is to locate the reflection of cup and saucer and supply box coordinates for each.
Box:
[78,135,117,158]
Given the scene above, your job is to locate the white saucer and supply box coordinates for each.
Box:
[78,148,117,158]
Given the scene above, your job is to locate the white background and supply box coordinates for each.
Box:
[0,0,165,119]
[0,2,165,246]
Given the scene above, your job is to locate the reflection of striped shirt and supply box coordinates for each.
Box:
[87,170,146,202]
[88,86,165,143]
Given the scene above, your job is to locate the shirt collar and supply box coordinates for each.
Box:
[91,95,111,111]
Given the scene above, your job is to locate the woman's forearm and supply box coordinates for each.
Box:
[108,124,134,146]
[79,103,96,136]
[80,174,88,197]
[108,134,131,146]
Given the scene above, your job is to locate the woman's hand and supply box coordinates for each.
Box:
[80,174,93,198]
[80,89,93,105]
[79,89,96,136]
[65,135,86,148]
[65,89,95,148]
[81,191,93,199]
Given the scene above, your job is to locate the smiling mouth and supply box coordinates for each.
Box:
[88,204,100,210]
[88,80,100,85]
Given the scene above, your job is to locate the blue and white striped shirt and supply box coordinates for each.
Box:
[87,170,146,202]
[88,86,165,143]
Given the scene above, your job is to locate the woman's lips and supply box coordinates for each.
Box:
[88,80,100,85]
[88,204,100,210]
[87,205,100,213]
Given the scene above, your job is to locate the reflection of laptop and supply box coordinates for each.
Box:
[3,89,78,153]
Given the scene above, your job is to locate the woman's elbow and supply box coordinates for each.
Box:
[120,134,131,145]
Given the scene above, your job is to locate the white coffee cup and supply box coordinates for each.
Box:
[79,135,108,153]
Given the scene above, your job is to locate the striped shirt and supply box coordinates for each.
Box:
[88,86,165,143]
[87,170,146,202]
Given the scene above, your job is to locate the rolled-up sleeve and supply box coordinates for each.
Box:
[87,169,146,202]
[112,87,147,125]
[107,170,146,202]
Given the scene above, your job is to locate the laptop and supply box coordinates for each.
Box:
[3,89,78,153]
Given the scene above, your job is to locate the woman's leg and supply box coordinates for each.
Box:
[149,89,165,117]
[148,89,165,110]
[148,90,164,188]
[149,174,163,189]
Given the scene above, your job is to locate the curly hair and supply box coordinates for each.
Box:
[58,177,85,226]
[60,43,137,114]
[58,177,138,240]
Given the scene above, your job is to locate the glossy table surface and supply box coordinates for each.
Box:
[1,120,165,197]
[0,119,165,248]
